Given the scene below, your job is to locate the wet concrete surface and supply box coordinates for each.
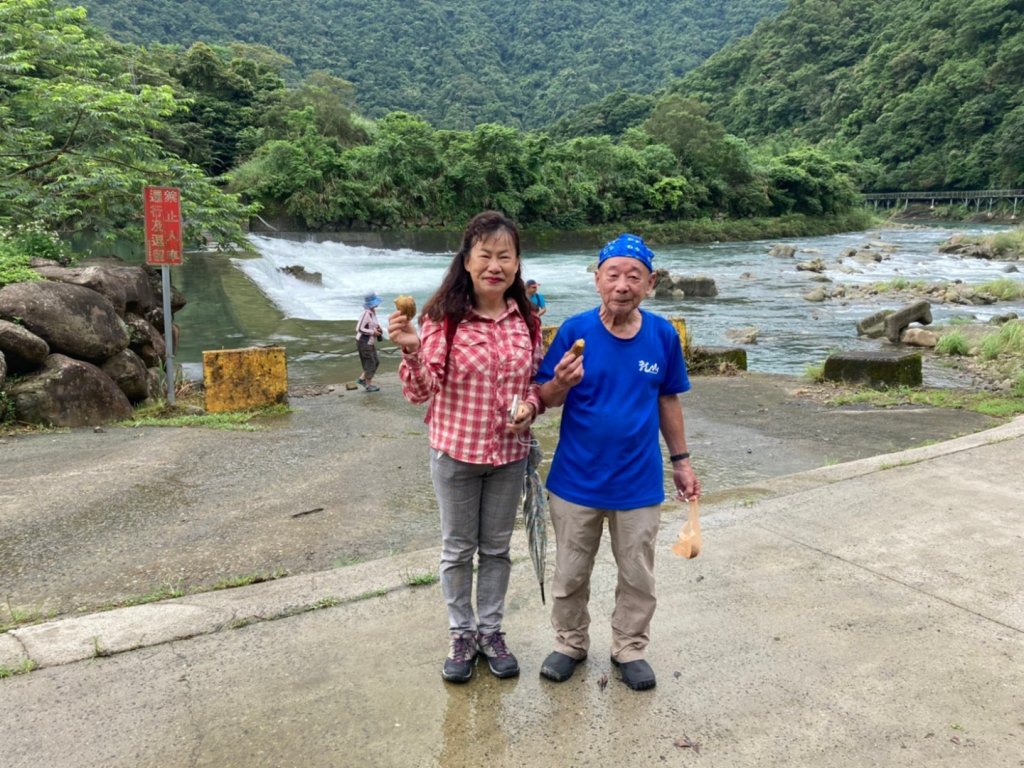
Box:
[1,417,1022,767]
[0,372,1003,621]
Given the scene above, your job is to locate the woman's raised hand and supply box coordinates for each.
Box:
[387,310,420,353]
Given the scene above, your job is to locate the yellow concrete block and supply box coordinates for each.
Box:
[540,324,559,350]
[669,316,690,359]
[203,346,288,413]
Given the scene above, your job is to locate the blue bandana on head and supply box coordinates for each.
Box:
[597,233,655,272]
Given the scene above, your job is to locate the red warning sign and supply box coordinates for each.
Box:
[144,186,183,266]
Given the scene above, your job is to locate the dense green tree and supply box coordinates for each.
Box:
[546,90,658,140]
[0,0,253,247]
[79,0,786,129]
[674,0,1024,190]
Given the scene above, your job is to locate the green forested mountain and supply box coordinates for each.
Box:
[673,0,1024,190]
[74,0,785,130]
[3,0,866,249]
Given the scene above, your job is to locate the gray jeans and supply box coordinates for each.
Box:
[430,449,526,636]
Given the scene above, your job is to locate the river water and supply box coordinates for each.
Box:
[171,224,1021,386]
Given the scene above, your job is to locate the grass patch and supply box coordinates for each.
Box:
[935,330,969,356]
[990,228,1024,257]
[867,277,926,293]
[121,403,290,430]
[0,659,38,678]
[1,597,57,633]
[211,568,288,591]
[978,319,1024,360]
[1013,373,1024,398]
[977,277,1024,300]
[405,571,440,587]
[804,362,825,382]
[313,596,342,610]
[829,385,1024,418]
[117,582,186,608]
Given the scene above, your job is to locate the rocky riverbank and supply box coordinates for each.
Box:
[0,257,182,427]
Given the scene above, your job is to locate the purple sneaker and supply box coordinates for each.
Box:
[442,632,477,683]
[478,631,520,678]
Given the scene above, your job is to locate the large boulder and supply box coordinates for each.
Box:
[124,312,167,367]
[725,326,759,344]
[281,265,323,285]
[101,348,151,402]
[653,270,718,299]
[6,353,133,426]
[32,262,157,316]
[0,281,129,363]
[0,318,50,372]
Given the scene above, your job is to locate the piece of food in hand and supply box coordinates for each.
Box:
[570,339,585,358]
[394,295,416,319]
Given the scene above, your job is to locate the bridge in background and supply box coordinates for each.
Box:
[863,188,1024,216]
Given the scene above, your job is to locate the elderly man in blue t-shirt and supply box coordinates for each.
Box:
[536,233,701,691]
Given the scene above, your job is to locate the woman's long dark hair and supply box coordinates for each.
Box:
[421,210,537,337]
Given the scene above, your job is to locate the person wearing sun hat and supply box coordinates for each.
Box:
[356,291,383,391]
[535,232,701,691]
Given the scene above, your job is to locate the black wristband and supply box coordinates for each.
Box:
[669,452,690,463]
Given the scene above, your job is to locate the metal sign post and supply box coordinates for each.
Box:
[143,186,183,405]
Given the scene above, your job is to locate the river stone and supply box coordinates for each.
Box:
[676,275,718,297]
[853,250,883,264]
[281,265,323,285]
[803,286,828,302]
[796,258,826,272]
[653,270,718,298]
[0,281,129,362]
[102,348,150,402]
[725,326,759,344]
[0,318,50,372]
[769,244,796,257]
[900,328,938,347]
[6,353,134,426]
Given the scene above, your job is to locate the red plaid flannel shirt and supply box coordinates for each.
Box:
[399,301,543,465]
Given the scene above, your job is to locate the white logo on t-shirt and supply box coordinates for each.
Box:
[638,360,659,374]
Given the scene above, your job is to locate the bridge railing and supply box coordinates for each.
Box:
[862,189,1024,201]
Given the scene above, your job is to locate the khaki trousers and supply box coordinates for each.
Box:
[548,492,661,663]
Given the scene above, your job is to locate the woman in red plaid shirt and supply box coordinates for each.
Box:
[389,211,543,683]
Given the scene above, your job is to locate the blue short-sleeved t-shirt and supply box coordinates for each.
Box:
[536,308,691,510]
[530,293,546,311]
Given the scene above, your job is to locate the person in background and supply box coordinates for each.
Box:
[357,292,383,392]
[535,233,701,691]
[526,279,547,317]
[388,210,544,683]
